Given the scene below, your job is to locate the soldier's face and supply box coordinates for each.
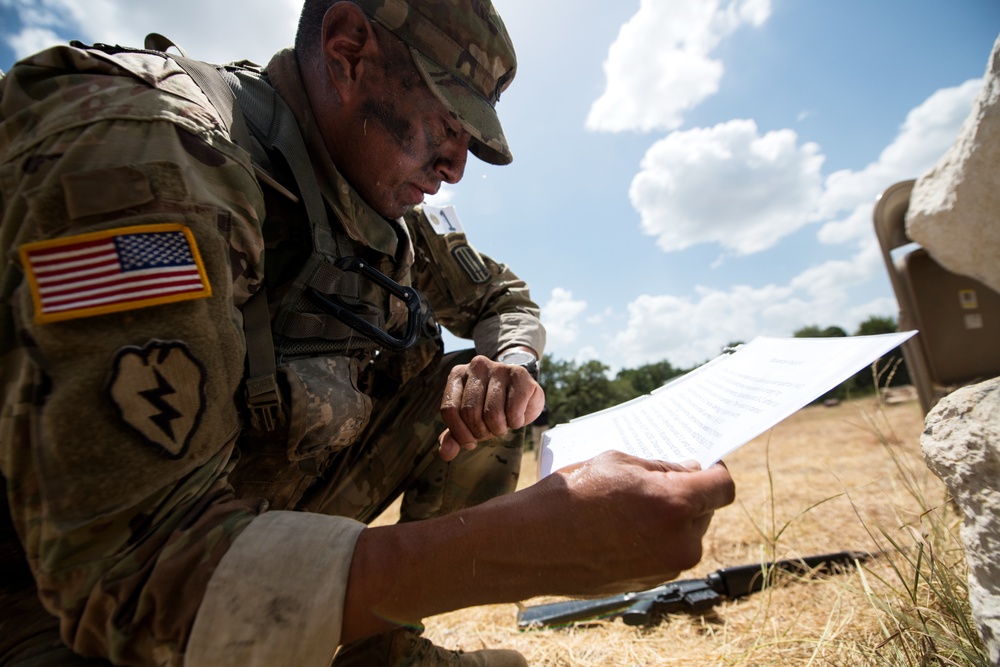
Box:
[340,63,471,219]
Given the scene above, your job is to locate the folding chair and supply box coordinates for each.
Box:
[873,179,1000,415]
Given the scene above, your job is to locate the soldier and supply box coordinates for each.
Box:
[0,1,736,666]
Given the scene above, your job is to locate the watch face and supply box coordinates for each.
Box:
[499,350,536,366]
[500,350,539,380]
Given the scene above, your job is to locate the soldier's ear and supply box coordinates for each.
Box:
[320,2,377,95]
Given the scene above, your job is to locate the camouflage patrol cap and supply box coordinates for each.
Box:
[356,0,517,165]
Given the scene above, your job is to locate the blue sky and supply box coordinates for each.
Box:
[2,0,998,371]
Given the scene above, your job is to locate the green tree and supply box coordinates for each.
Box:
[794,324,851,401]
[794,324,847,338]
[615,359,682,399]
[851,315,910,390]
[791,317,910,399]
[855,315,897,336]
[538,355,629,426]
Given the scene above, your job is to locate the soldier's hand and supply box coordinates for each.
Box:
[438,354,544,461]
[511,451,737,594]
[342,450,734,641]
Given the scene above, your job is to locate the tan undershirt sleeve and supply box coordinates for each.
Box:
[473,312,547,359]
[186,511,366,667]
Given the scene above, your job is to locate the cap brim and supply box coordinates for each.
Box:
[410,48,512,166]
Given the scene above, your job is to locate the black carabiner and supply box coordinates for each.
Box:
[308,256,422,351]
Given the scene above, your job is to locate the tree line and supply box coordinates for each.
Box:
[537,315,908,428]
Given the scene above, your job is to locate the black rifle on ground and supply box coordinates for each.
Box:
[517,551,870,629]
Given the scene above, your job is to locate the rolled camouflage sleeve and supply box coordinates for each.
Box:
[404,206,546,359]
[187,512,364,667]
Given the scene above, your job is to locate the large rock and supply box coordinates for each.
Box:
[907,34,1000,295]
[921,377,1000,664]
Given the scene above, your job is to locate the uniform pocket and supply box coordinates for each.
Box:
[280,355,373,460]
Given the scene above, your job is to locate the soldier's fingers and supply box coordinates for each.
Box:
[481,373,512,436]
[438,430,480,461]
[438,430,461,461]
[441,368,479,447]
[697,463,737,511]
[658,462,736,515]
[453,360,496,441]
[501,370,541,430]
[459,373,496,440]
[442,360,497,443]
[441,364,482,445]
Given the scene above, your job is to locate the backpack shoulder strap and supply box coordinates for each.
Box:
[143,34,254,152]
[140,35,282,430]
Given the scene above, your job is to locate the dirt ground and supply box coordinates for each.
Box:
[377,393,951,666]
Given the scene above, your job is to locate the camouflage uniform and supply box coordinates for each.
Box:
[0,10,543,664]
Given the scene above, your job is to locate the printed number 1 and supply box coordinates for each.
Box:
[440,211,456,231]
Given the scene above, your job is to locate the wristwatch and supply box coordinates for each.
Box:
[497,349,539,381]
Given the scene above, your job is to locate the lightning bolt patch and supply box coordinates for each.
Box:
[108,340,206,458]
[139,368,182,440]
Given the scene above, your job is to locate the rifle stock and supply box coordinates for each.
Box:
[517,551,870,629]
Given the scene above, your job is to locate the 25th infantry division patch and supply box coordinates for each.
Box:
[108,340,207,458]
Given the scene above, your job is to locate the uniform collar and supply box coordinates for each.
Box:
[264,48,403,259]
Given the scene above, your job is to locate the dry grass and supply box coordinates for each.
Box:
[374,392,984,666]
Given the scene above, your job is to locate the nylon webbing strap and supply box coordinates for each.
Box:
[159,51,254,151]
[242,288,285,431]
[309,260,362,298]
[144,33,187,57]
[153,44,283,430]
[223,68,379,348]
[279,268,381,341]
[221,69,338,256]
[281,311,364,340]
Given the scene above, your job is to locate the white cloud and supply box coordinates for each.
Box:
[541,288,588,349]
[586,0,771,133]
[424,184,457,208]
[571,345,601,365]
[629,119,825,255]
[606,79,981,371]
[5,0,300,65]
[611,284,792,368]
[608,256,904,370]
[817,79,982,245]
[585,308,611,326]
[7,26,63,59]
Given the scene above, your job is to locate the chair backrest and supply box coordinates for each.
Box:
[873,179,1000,414]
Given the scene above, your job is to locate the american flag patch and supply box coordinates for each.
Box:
[20,223,212,324]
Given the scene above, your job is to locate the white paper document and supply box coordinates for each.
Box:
[539,331,917,477]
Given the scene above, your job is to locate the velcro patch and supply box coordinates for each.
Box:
[19,223,212,324]
[108,340,207,458]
